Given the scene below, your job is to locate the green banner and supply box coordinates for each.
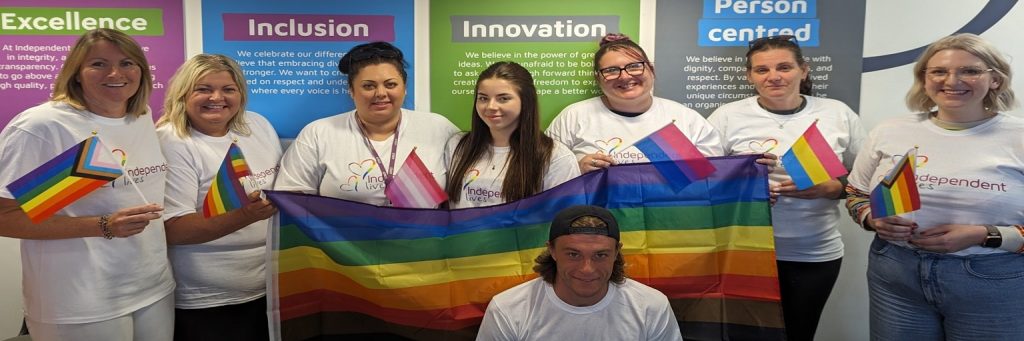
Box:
[429,0,639,130]
[0,7,164,35]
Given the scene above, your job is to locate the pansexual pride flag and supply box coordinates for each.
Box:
[781,121,847,190]
[6,136,122,223]
[202,143,252,218]
[632,122,716,191]
[870,148,921,219]
[384,148,447,208]
[267,155,783,340]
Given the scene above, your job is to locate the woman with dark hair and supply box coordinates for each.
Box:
[445,61,579,208]
[547,33,722,173]
[708,35,865,341]
[846,33,1021,339]
[275,42,458,206]
[0,28,172,340]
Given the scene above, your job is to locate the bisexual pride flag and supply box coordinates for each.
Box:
[202,143,252,217]
[871,148,921,218]
[781,120,847,190]
[632,122,716,192]
[267,155,784,340]
[6,136,122,223]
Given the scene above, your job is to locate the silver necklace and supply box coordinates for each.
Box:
[759,96,806,128]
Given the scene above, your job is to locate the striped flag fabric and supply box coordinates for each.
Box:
[266,155,783,340]
[632,122,716,191]
[6,136,122,223]
[202,143,252,218]
[870,148,921,219]
[780,120,848,190]
[384,148,447,208]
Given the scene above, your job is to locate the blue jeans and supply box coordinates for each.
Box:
[868,236,1024,341]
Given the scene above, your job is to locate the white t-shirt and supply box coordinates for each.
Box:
[157,111,282,309]
[708,96,865,262]
[445,134,580,209]
[848,113,1024,256]
[274,109,458,205]
[477,278,682,341]
[0,101,174,324]
[546,96,724,164]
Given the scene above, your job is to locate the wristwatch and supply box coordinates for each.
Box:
[983,225,1002,248]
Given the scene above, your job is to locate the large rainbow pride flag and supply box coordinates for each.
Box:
[267,155,783,340]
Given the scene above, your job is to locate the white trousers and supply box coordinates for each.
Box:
[26,293,174,341]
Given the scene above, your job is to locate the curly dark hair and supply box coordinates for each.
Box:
[337,41,408,88]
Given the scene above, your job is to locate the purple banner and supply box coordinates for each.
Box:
[0,0,184,128]
[222,13,395,42]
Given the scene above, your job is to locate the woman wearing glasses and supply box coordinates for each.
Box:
[275,42,459,206]
[846,33,1022,339]
[708,35,865,341]
[546,33,722,173]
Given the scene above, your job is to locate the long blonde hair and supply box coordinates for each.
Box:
[157,54,251,137]
[51,28,153,117]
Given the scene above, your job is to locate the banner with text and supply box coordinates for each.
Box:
[0,0,184,128]
[201,0,415,138]
[654,0,865,116]
[429,0,640,130]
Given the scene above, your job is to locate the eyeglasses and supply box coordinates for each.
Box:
[923,66,993,82]
[597,62,647,80]
[748,35,799,50]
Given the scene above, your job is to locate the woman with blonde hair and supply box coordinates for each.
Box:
[846,33,1021,339]
[0,28,172,340]
[157,53,281,340]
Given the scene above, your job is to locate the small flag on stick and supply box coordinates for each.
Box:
[6,136,122,223]
[870,148,921,219]
[202,143,252,217]
[631,121,716,191]
[385,148,447,208]
[781,120,848,190]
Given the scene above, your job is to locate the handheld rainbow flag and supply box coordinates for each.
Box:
[780,120,847,190]
[267,155,784,340]
[6,136,122,223]
[870,148,921,219]
[384,148,447,208]
[202,143,252,218]
[631,121,716,191]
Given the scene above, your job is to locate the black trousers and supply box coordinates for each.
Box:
[174,296,270,341]
[776,258,842,341]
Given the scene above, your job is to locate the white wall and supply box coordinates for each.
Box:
[1,0,1022,338]
[817,1,1024,340]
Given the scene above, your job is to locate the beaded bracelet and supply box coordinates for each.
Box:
[99,214,113,240]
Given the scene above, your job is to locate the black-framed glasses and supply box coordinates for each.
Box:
[748,35,799,49]
[598,61,647,80]
[923,66,993,82]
